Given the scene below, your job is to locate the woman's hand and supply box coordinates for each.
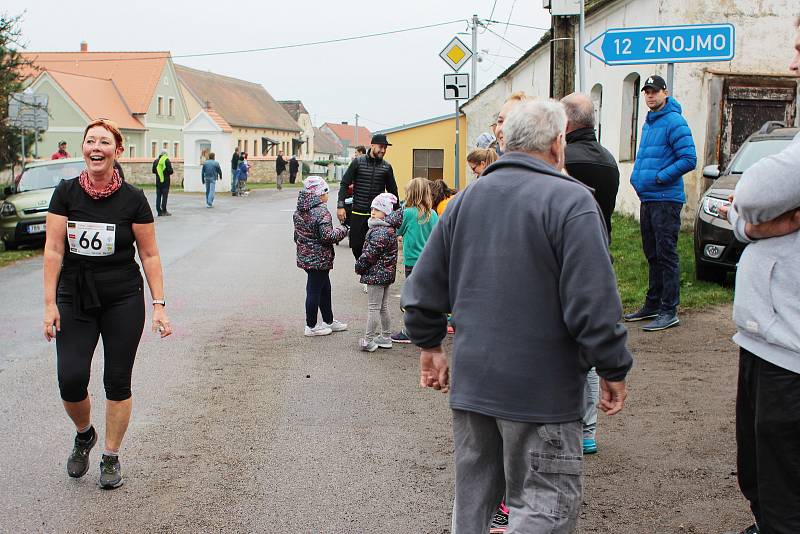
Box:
[43,303,60,342]
[152,306,172,338]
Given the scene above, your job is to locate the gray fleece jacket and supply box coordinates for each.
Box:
[727,132,800,374]
[401,152,633,423]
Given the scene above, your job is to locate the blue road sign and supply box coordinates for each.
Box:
[584,23,735,66]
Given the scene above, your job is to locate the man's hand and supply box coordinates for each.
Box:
[599,378,627,415]
[420,346,449,393]
[337,208,346,224]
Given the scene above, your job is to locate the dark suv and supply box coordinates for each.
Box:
[693,122,798,283]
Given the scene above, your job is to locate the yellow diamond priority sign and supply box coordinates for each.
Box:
[439,36,473,72]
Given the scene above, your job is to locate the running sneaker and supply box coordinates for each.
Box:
[489,503,509,533]
[583,438,598,455]
[324,319,348,332]
[390,331,412,344]
[447,325,455,335]
[67,427,97,478]
[623,307,660,322]
[374,335,393,349]
[360,338,378,352]
[98,454,124,489]
[723,525,760,534]
[304,325,333,337]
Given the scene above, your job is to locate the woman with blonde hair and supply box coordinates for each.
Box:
[390,177,439,344]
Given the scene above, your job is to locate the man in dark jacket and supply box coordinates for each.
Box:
[561,92,620,240]
[276,151,288,191]
[625,75,697,332]
[402,99,632,534]
[289,155,300,184]
[561,91,622,456]
[152,150,174,216]
[337,134,399,259]
[231,147,241,194]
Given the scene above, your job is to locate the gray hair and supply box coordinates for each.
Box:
[503,100,567,153]
[561,92,595,128]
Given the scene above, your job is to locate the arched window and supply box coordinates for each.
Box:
[619,73,641,161]
[590,83,603,143]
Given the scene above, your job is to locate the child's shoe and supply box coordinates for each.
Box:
[583,438,598,455]
[324,319,348,332]
[390,331,412,344]
[374,336,393,349]
[489,501,509,533]
[360,338,378,352]
[305,325,333,337]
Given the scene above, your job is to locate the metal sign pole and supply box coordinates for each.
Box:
[454,101,460,190]
[20,131,25,170]
[666,62,675,93]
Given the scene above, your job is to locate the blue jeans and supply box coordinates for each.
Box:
[204,179,216,206]
[231,171,238,194]
[640,201,681,314]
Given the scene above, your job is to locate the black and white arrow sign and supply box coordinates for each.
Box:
[444,74,470,101]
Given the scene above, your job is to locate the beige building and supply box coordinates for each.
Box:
[176,65,302,159]
[279,101,314,159]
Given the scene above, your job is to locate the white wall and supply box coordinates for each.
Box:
[183,111,233,192]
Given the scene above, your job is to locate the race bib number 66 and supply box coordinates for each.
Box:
[67,221,116,257]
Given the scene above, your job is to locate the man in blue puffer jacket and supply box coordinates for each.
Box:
[625,74,697,332]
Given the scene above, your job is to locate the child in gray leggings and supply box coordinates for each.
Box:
[354,193,401,352]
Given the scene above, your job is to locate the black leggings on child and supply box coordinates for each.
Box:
[305,269,333,327]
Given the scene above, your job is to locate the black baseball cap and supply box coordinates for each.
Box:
[642,75,667,91]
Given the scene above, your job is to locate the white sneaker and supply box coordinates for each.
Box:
[360,338,378,352]
[374,335,393,349]
[362,284,368,294]
[325,319,348,332]
[304,325,333,337]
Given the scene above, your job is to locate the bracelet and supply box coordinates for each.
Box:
[152,299,166,307]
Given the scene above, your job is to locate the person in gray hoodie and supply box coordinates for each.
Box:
[719,20,800,534]
[402,99,633,533]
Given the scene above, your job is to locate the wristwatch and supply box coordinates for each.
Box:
[152,299,166,307]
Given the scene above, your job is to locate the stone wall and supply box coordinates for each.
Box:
[118,156,280,186]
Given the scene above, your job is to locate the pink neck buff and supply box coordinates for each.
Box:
[79,167,122,200]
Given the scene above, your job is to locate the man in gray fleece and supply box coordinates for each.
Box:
[720,20,800,534]
[401,99,633,533]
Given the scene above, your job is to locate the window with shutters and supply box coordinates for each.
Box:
[412,149,444,180]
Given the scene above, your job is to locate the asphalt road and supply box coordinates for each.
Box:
[0,187,753,533]
[0,188,455,533]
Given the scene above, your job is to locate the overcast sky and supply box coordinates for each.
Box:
[5,0,552,131]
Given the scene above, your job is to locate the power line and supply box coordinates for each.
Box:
[483,25,526,52]
[485,20,550,31]
[33,20,465,63]
[357,115,393,128]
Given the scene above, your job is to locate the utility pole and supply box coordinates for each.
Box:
[471,14,479,96]
[550,15,576,99]
[578,0,587,92]
[455,102,460,190]
[354,113,359,147]
[20,131,25,170]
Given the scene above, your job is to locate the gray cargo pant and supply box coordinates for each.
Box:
[582,368,599,440]
[452,410,583,534]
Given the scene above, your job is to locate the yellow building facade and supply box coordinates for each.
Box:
[378,113,468,196]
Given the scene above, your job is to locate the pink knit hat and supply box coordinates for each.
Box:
[303,176,329,196]
[371,192,397,216]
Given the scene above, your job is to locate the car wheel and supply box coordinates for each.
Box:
[694,256,727,284]
[2,240,18,251]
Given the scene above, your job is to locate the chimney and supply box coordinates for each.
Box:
[205,100,212,110]
[341,121,348,125]
[80,41,88,52]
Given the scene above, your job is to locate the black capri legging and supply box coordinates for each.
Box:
[56,270,145,402]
